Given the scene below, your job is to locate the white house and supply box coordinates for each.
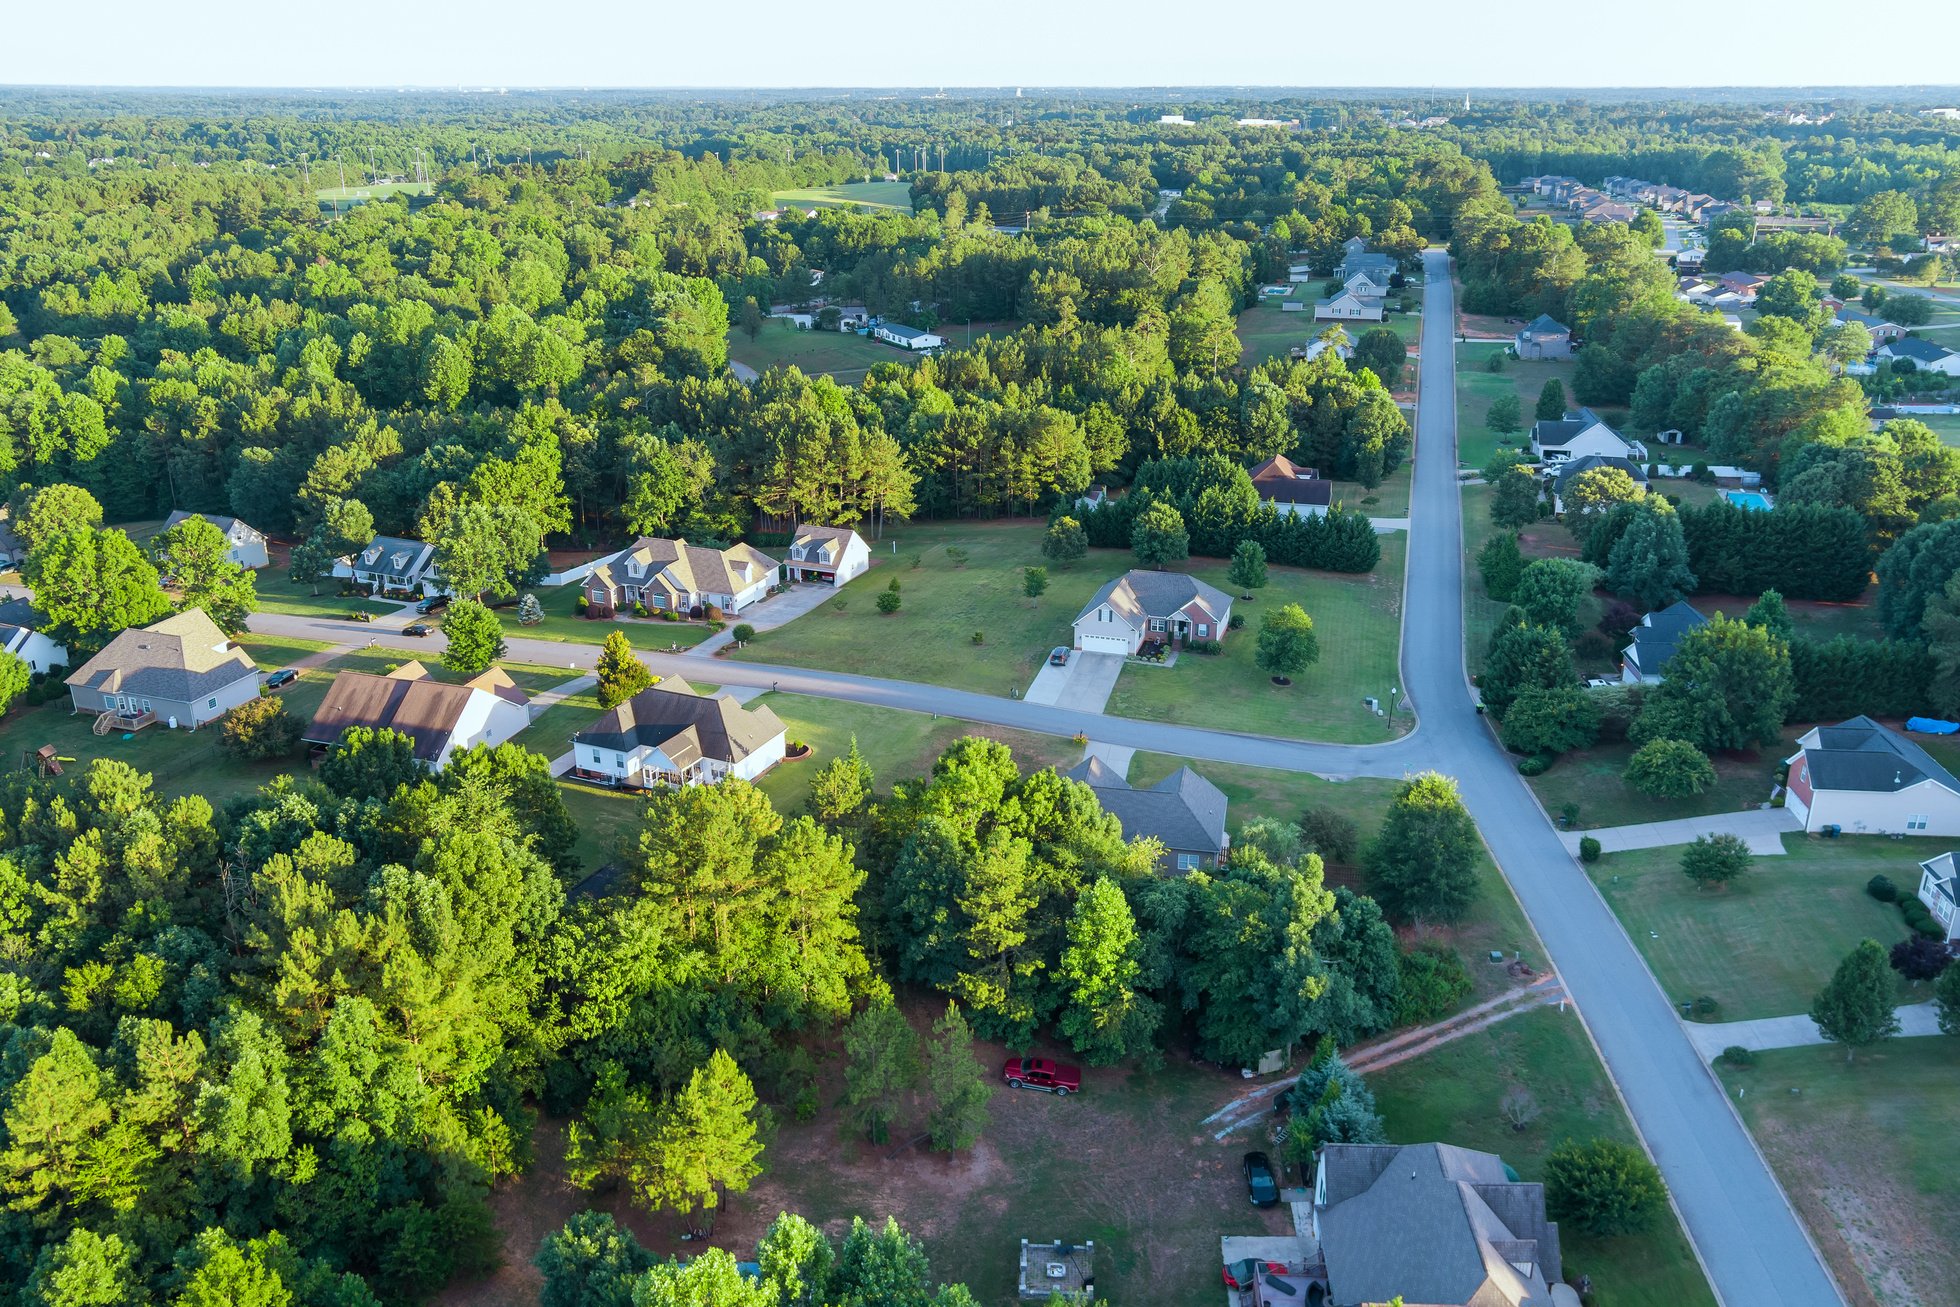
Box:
[1529,408,1639,464]
[1287,263,1316,284]
[1341,270,1392,299]
[302,662,532,771]
[874,322,945,350]
[1620,600,1707,683]
[1878,337,1960,378]
[0,598,67,673]
[786,523,870,586]
[161,510,270,569]
[584,537,778,617]
[1072,571,1233,655]
[570,677,787,789]
[1314,289,1386,323]
[1916,852,1960,942]
[1783,716,1960,836]
[335,535,439,594]
[65,608,260,731]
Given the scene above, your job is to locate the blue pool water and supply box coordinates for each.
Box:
[1723,490,1772,511]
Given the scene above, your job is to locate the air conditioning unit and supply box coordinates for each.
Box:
[1046,1263,1068,1280]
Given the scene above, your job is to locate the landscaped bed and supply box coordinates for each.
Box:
[1585,833,1922,1022]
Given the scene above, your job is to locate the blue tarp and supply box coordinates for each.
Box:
[1906,717,1960,736]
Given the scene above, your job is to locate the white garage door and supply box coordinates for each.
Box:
[1076,633,1132,656]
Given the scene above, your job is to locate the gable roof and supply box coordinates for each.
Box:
[879,322,937,342]
[592,537,779,600]
[1319,1142,1561,1307]
[1799,715,1960,796]
[1062,757,1229,855]
[1074,570,1233,632]
[163,510,263,542]
[303,663,528,762]
[1338,250,1397,275]
[0,597,44,630]
[1625,600,1708,676]
[1249,455,1334,506]
[349,534,434,576]
[573,677,785,765]
[1881,336,1957,364]
[65,608,258,702]
[1835,309,1897,330]
[1552,454,1647,495]
[790,523,865,562]
[1519,314,1570,337]
[1531,407,1620,450]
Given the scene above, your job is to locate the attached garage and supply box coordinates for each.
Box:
[1074,632,1135,656]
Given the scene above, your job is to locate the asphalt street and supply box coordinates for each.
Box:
[238,247,1846,1305]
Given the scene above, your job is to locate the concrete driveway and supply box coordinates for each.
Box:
[1024,651,1123,712]
[1559,808,1800,857]
[691,582,843,655]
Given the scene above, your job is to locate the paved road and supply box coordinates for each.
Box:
[1395,249,1842,1307]
[237,249,1845,1304]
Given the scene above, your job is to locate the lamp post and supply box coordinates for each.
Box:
[1387,686,1400,731]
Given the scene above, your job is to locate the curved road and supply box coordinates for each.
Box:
[246,249,1842,1305]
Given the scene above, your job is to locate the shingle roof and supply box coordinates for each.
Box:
[573,677,785,765]
[592,537,778,601]
[880,323,936,342]
[163,510,262,541]
[348,534,434,576]
[1835,309,1896,330]
[1074,570,1233,633]
[1249,455,1334,506]
[1062,757,1229,856]
[1800,715,1960,795]
[1624,600,1708,677]
[0,597,43,629]
[65,608,258,703]
[1519,314,1570,337]
[1552,454,1647,496]
[790,523,864,564]
[1883,337,1957,364]
[1318,1142,1561,1307]
[302,663,527,762]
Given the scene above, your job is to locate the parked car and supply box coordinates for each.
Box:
[403,623,434,637]
[1002,1057,1080,1096]
[264,669,299,690]
[1222,1258,1286,1291]
[416,595,449,615]
[1047,646,1070,667]
[1243,1151,1280,1208]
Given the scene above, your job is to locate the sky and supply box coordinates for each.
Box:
[6,0,1958,90]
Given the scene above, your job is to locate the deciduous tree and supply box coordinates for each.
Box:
[1227,539,1268,595]
[440,598,506,676]
[1366,772,1479,923]
[1042,515,1088,567]
[1810,939,1902,1061]
[1681,833,1752,889]
[1622,737,1717,797]
[1544,1139,1666,1237]
[1131,500,1189,569]
[1256,603,1319,682]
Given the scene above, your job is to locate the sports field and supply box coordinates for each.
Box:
[772,181,912,212]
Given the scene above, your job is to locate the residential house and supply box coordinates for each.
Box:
[1826,311,1905,344]
[1620,600,1708,684]
[1341,268,1393,299]
[1071,570,1233,655]
[1513,314,1573,360]
[1674,246,1705,271]
[568,677,786,788]
[1581,201,1638,224]
[1915,852,1960,942]
[1333,245,1397,285]
[1549,455,1648,514]
[873,322,945,350]
[0,597,67,673]
[336,535,438,594]
[1249,454,1334,517]
[65,608,259,731]
[303,662,531,770]
[1529,408,1639,464]
[785,523,870,586]
[160,511,271,569]
[1716,271,1768,303]
[1310,1142,1569,1307]
[583,537,779,617]
[1314,288,1386,323]
[1783,715,1960,836]
[1062,755,1230,872]
[1877,337,1960,377]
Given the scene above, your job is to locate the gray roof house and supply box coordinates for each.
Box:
[335,535,438,593]
[1620,600,1708,684]
[1916,851,1960,942]
[65,608,260,730]
[1784,715,1960,836]
[1333,246,1397,283]
[1549,454,1647,514]
[1063,755,1229,872]
[1071,570,1233,656]
[161,510,270,569]
[1513,314,1572,360]
[1312,1142,1567,1307]
[570,676,787,788]
[1877,336,1960,376]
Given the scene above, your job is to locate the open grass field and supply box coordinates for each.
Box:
[1455,341,1579,471]
[730,520,1107,697]
[1332,459,1411,518]
[1526,734,1782,832]
[772,181,913,212]
[1103,534,1407,745]
[1716,1040,1960,1307]
[728,319,923,381]
[233,632,336,669]
[253,569,399,620]
[315,180,434,204]
[1915,412,1960,446]
[1586,833,1921,1022]
[494,581,713,650]
[1234,293,1422,369]
[1372,1005,1716,1307]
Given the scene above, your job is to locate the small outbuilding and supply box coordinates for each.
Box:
[1513,313,1573,360]
[1016,1239,1093,1300]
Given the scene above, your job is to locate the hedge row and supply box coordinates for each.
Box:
[1679,501,1871,602]
[1075,496,1381,573]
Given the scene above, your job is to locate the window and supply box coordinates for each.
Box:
[1197,623,1209,637]
[1175,853,1201,871]
[207,698,218,709]
[1908,815,1930,831]
[591,750,603,764]
[1149,618,1167,632]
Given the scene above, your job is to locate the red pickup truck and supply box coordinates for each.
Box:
[1002,1057,1081,1096]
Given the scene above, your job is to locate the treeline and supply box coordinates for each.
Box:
[1678,500,1872,601]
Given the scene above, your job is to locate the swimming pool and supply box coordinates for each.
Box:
[1723,490,1773,511]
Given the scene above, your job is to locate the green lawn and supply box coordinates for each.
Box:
[1371,1006,1716,1307]
[1526,730,1784,832]
[1461,483,1512,672]
[495,582,713,651]
[1587,834,1920,1021]
[1716,1041,1960,1307]
[1455,340,1578,471]
[1234,291,1422,369]
[233,633,336,670]
[1331,460,1411,519]
[315,180,433,204]
[252,570,398,620]
[729,520,1108,698]
[1917,413,1960,447]
[772,181,913,212]
[557,785,644,879]
[728,319,927,382]
[1103,535,1407,745]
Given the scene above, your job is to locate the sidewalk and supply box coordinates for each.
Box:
[1682,1001,1945,1060]
[526,673,596,720]
[689,583,840,656]
[1560,807,1798,857]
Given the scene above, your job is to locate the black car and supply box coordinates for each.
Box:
[1243,1151,1280,1208]
[264,668,299,690]
[415,595,449,615]
[403,623,434,637]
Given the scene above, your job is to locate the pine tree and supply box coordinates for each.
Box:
[923,1003,993,1152]
[1477,532,1524,601]
[646,1050,769,1231]
[1227,539,1269,596]
[1810,939,1902,1061]
[1535,378,1568,422]
[516,593,545,626]
[596,630,653,708]
[840,1000,921,1144]
[1605,502,1696,608]
[807,735,875,824]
